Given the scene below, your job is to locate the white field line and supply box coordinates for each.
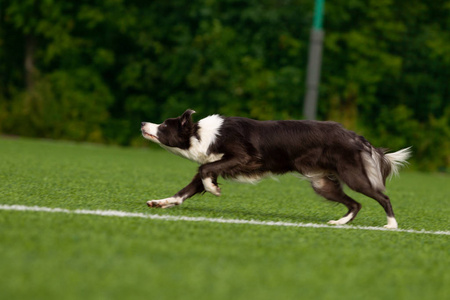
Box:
[1,204,449,236]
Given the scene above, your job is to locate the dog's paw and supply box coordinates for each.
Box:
[202,178,221,196]
[147,200,166,208]
[205,185,221,196]
[327,220,345,225]
[147,197,182,209]
[384,217,398,229]
[208,185,221,197]
[383,224,398,229]
[327,213,354,225]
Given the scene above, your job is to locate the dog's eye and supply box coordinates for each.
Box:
[161,123,168,128]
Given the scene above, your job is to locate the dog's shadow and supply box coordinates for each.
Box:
[179,205,330,224]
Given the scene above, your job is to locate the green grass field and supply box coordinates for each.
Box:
[0,137,449,300]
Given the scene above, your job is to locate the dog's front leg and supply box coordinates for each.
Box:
[201,177,221,197]
[147,173,205,208]
[199,156,244,197]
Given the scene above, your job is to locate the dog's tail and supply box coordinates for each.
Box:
[361,146,411,191]
[384,147,412,177]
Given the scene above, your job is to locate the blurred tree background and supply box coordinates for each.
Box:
[0,0,449,171]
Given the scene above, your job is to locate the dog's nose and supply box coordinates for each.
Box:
[141,122,146,128]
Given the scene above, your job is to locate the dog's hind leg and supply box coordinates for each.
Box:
[310,176,362,225]
[366,191,397,229]
[337,165,398,229]
[349,187,397,229]
[147,173,205,208]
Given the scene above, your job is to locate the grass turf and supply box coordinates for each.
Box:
[0,137,449,300]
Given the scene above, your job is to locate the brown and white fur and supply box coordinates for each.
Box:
[141,109,411,229]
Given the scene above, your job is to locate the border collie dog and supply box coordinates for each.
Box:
[141,109,411,229]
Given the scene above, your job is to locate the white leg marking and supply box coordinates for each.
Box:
[202,177,221,196]
[147,196,183,209]
[384,216,398,229]
[311,178,327,189]
[328,212,354,225]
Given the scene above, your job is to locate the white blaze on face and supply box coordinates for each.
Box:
[141,122,161,144]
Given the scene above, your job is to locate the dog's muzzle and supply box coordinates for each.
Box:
[141,122,160,142]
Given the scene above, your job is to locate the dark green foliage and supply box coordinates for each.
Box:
[6,69,113,142]
[0,0,449,170]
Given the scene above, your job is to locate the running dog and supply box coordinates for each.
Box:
[141,109,411,229]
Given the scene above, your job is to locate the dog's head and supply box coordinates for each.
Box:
[141,109,196,149]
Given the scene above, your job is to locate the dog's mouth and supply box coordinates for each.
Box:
[142,130,159,142]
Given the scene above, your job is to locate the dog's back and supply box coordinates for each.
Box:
[210,117,376,176]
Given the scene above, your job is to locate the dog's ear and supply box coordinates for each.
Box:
[180,109,196,127]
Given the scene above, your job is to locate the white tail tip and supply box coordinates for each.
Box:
[385,147,412,177]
